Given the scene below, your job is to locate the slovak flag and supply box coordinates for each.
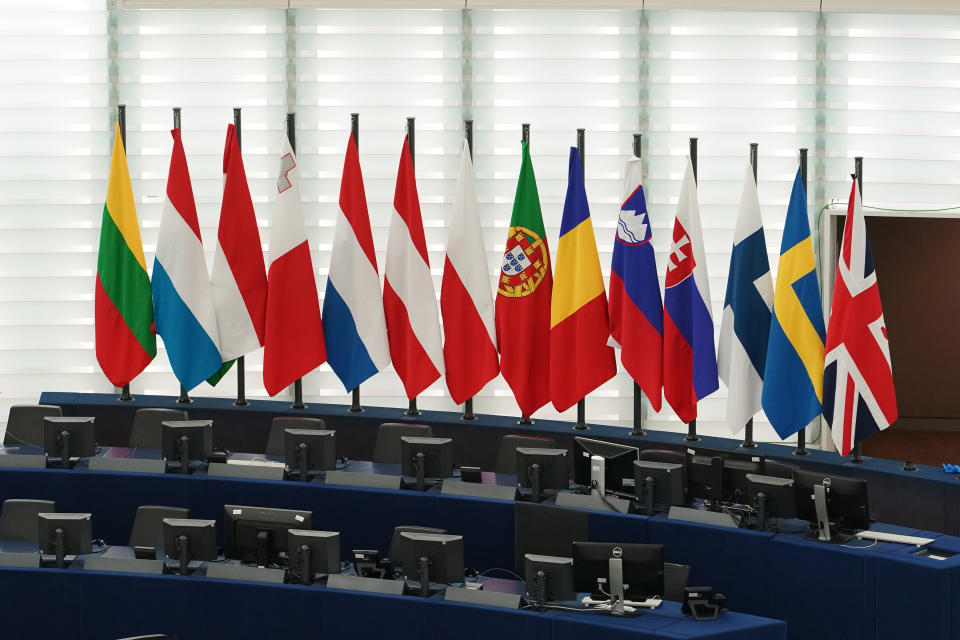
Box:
[662,158,718,423]
[823,178,898,456]
[383,136,444,399]
[322,133,391,392]
[262,131,327,396]
[152,129,222,390]
[608,158,663,411]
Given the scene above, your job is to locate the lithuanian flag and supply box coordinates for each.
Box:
[95,124,156,387]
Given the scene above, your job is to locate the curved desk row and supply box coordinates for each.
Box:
[1,463,958,640]
[39,391,960,536]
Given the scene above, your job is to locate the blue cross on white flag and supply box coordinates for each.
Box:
[718,160,774,433]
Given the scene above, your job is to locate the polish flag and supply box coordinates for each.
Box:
[210,124,267,362]
[383,137,444,399]
[441,140,499,404]
[262,131,326,396]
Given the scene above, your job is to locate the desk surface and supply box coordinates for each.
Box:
[0,565,786,640]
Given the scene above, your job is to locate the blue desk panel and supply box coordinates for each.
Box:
[38,391,960,536]
[0,567,786,640]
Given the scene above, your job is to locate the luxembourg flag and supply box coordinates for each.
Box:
[322,133,390,392]
[262,131,327,396]
[383,136,444,400]
[152,129,222,390]
[662,158,718,423]
[441,140,499,404]
[210,124,267,363]
[718,160,773,433]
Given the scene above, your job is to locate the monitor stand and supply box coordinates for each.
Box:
[527,463,542,503]
[296,443,311,482]
[756,491,768,532]
[294,544,312,584]
[414,453,426,492]
[643,476,655,517]
[176,534,191,575]
[811,481,852,543]
[415,555,432,597]
[57,430,72,469]
[53,527,66,569]
[533,569,548,610]
[590,455,606,496]
[177,435,191,475]
[608,556,625,616]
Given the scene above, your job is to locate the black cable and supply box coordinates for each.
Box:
[590,481,623,513]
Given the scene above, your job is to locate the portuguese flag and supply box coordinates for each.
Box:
[494,140,552,417]
[95,124,156,387]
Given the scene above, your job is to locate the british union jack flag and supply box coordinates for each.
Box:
[823,177,898,456]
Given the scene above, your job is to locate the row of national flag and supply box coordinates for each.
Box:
[95,123,896,455]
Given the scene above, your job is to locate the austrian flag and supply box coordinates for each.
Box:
[823,178,897,456]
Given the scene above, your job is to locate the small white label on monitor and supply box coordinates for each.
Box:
[623,478,635,488]
[687,448,695,455]
[583,451,590,458]
[294,515,304,523]
[232,509,242,515]
[752,456,760,463]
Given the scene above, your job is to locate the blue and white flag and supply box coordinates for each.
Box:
[718,160,773,433]
[321,132,390,392]
[152,129,222,390]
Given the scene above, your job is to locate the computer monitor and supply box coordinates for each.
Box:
[686,446,764,503]
[161,518,218,575]
[287,529,340,584]
[284,428,336,481]
[634,460,686,516]
[793,470,870,542]
[515,447,568,502]
[38,513,92,569]
[745,473,796,531]
[523,554,575,607]
[400,436,454,491]
[161,420,213,474]
[398,532,464,596]
[43,417,96,468]
[718,450,765,499]
[573,437,638,495]
[223,504,313,567]
[572,542,664,602]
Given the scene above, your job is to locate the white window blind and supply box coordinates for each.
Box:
[1,6,958,443]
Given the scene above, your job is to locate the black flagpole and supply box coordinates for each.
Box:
[630,133,644,436]
[349,112,363,413]
[850,156,864,464]
[233,107,248,407]
[118,104,133,403]
[573,128,588,431]
[740,143,759,449]
[518,123,533,426]
[288,111,306,410]
[462,119,477,421]
[684,137,699,441]
[173,107,191,405]
[404,116,421,418]
[794,148,810,456]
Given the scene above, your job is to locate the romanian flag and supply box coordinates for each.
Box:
[549,148,617,412]
[95,124,156,387]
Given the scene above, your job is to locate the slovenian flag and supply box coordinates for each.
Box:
[549,148,617,412]
[718,160,773,433]
[152,129,222,390]
[441,140,499,404]
[322,132,390,393]
[383,136,444,400]
[663,158,718,423]
[262,130,327,397]
[95,124,156,387]
[608,158,663,411]
[209,124,267,370]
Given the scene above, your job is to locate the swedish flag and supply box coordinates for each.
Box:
[761,169,826,439]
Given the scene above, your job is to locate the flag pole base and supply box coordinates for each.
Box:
[573,399,588,431]
[118,385,133,402]
[518,415,533,425]
[291,379,306,410]
[850,443,864,464]
[629,427,644,436]
[349,388,363,413]
[902,460,917,472]
[404,399,421,417]
[461,398,476,421]
[684,419,699,442]
[176,386,192,404]
[793,427,809,456]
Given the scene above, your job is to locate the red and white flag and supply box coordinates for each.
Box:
[822,178,897,456]
[383,137,444,399]
[210,124,267,362]
[262,131,327,396]
[441,141,499,404]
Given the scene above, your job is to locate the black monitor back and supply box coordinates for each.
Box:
[38,513,92,556]
[516,447,568,490]
[523,554,575,602]
[161,518,218,562]
[572,541,664,600]
[161,420,213,462]
[400,436,454,479]
[573,437,638,493]
[793,469,870,531]
[634,460,686,507]
[223,504,313,564]
[288,529,340,575]
[284,428,336,471]
[42,417,96,459]
[398,532,464,585]
[745,473,797,519]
